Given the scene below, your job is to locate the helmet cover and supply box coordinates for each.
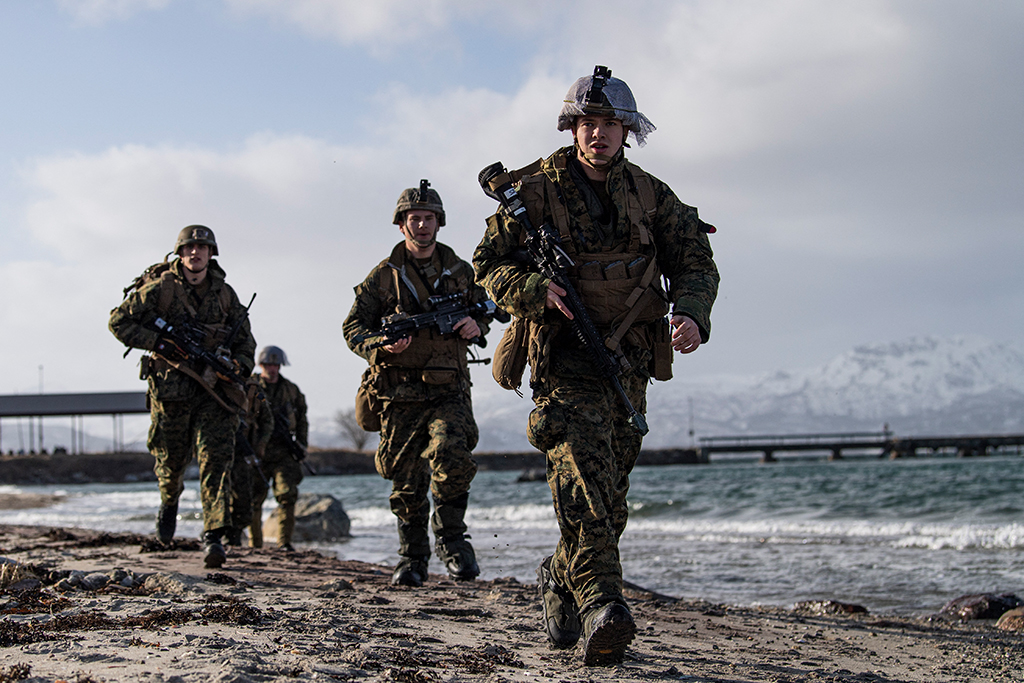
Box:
[557,66,656,146]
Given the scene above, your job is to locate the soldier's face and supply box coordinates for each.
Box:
[573,115,626,165]
[261,363,280,383]
[180,243,211,273]
[400,210,440,251]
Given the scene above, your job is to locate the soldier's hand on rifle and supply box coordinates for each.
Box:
[153,336,186,361]
[671,314,701,354]
[453,316,481,340]
[545,281,574,320]
[384,336,412,354]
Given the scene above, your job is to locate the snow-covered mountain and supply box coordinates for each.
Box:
[469,336,1024,451]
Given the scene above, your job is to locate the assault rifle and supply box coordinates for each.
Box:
[354,293,510,350]
[150,317,250,389]
[478,161,650,436]
[270,409,316,475]
[146,294,259,412]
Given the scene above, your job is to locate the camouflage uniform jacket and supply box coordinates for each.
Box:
[241,376,274,456]
[109,258,257,403]
[343,241,491,403]
[256,374,309,450]
[474,146,719,378]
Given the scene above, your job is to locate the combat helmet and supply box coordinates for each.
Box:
[174,225,219,256]
[392,179,446,227]
[557,65,656,147]
[258,345,289,366]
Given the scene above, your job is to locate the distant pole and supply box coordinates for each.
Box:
[38,365,44,454]
[688,397,695,448]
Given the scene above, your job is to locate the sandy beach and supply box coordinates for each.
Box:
[0,521,1022,683]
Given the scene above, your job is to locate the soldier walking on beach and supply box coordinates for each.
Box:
[249,346,308,551]
[109,225,257,569]
[473,67,719,664]
[342,181,496,586]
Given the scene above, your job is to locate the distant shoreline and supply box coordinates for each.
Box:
[0,447,707,485]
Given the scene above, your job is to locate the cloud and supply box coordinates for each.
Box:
[222,0,481,50]
[57,0,172,24]
[9,0,1024,436]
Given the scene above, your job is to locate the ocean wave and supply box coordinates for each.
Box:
[624,517,1024,550]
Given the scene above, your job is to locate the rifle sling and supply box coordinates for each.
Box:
[153,353,238,413]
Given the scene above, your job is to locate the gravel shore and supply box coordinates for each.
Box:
[1,523,1022,682]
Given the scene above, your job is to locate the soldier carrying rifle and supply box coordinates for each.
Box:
[109,225,257,569]
[250,345,309,551]
[343,180,500,587]
[474,67,720,665]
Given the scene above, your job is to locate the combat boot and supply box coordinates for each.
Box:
[580,602,636,666]
[435,534,479,581]
[278,502,296,552]
[249,507,264,548]
[202,529,227,569]
[537,556,582,648]
[431,494,479,581]
[224,527,243,547]
[391,556,430,587]
[392,518,431,586]
[156,502,178,544]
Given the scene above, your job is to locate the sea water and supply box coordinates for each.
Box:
[2,454,1022,615]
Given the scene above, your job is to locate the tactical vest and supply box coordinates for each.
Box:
[130,260,240,407]
[368,242,472,386]
[125,259,235,348]
[513,154,669,355]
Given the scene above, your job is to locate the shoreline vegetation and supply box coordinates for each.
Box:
[1,524,1023,682]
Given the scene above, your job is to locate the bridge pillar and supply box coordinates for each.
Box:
[829,448,843,461]
[760,450,777,463]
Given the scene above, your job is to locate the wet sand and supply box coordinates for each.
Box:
[1,523,1022,682]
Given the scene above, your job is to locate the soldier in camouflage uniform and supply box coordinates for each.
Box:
[343,181,495,587]
[109,225,257,569]
[473,67,719,665]
[227,375,273,547]
[250,345,308,551]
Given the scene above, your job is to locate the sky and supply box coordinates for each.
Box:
[1,0,1022,448]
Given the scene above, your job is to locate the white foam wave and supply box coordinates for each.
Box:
[625,517,1024,550]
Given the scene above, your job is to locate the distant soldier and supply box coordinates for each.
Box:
[250,345,308,551]
[109,225,256,568]
[342,181,498,586]
[474,67,719,664]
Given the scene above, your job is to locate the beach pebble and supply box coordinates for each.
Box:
[143,571,204,595]
[316,578,354,596]
[793,600,868,616]
[81,572,110,591]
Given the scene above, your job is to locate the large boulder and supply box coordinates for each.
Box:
[264,493,351,544]
[938,593,1023,621]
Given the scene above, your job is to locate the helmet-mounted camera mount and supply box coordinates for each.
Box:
[584,65,612,107]
[417,179,431,204]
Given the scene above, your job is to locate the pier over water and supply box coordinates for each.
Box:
[700,430,1024,462]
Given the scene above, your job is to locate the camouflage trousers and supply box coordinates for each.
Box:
[376,392,479,551]
[230,447,258,532]
[528,369,648,615]
[148,394,239,533]
[251,442,304,512]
